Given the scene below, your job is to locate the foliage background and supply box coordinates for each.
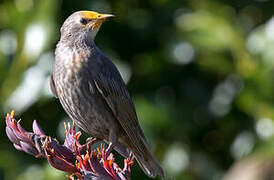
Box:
[0,0,274,179]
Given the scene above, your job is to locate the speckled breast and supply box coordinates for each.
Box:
[53,45,111,139]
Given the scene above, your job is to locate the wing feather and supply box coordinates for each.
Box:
[50,73,58,98]
[90,56,146,153]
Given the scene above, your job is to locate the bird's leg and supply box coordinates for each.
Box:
[106,142,114,156]
[80,137,100,154]
[86,137,99,144]
[129,151,133,160]
[105,129,117,157]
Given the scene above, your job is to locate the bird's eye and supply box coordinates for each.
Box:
[80,18,88,25]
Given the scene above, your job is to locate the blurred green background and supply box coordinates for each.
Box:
[1,0,274,179]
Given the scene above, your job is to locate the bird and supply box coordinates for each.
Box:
[50,10,165,179]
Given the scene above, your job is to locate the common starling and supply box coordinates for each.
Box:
[50,10,165,178]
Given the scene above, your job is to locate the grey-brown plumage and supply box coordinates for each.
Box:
[51,11,165,179]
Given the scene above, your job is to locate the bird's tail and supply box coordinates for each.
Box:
[134,148,165,179]
[126,133,165,179]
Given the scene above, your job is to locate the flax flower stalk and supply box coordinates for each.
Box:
[5,111,133,180]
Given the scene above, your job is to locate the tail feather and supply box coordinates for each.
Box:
[120,127,165,179]
[126,133,166,179]
[134,149,166,179]
[115,137,165,179]
[113,141,130,158]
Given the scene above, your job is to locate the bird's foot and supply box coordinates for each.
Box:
[105,142,114,158]
[86,137,99,144]
[128,151,133,160]
[79,137,99,154]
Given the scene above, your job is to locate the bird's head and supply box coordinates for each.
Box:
[60,10,114,42]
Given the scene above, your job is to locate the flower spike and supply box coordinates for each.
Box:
[5,111,133,180]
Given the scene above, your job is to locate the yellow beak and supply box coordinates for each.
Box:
[80,11,114,30]
[81,11,114,20]
[97,14,114,20]
[92,14,114,30]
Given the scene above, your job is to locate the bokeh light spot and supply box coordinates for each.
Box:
[0,30,17,56]
[209,75,243,117]
[24,24,46,60]
[231,131,254,159]
[256,118,274,140]
[163,144,189,175]
[171,42,195,65]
